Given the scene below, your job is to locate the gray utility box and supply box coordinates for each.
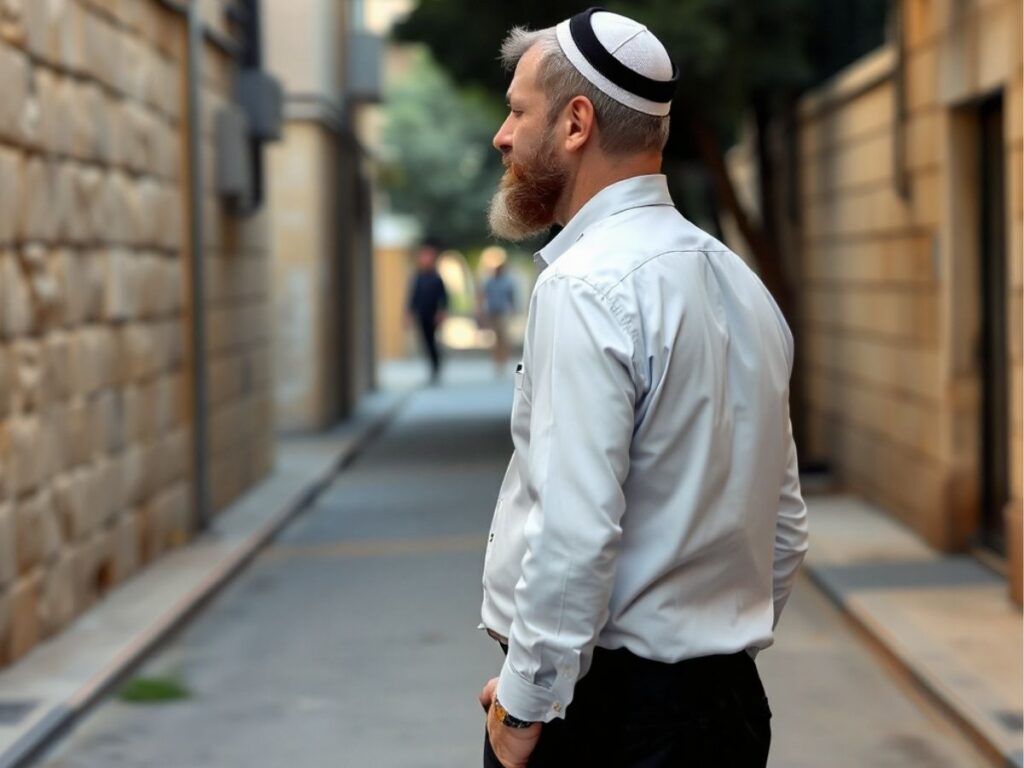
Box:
[237,68,283,141]
[347,32,382,103]
[215,104,253,214]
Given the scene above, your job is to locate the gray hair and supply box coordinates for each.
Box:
[500,26,671,155]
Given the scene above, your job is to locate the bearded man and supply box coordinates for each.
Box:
[478,8,809,768]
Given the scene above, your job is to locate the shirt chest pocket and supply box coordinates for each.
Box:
[511,362,531,440]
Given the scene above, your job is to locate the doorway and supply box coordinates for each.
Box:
[978,95,1008,553]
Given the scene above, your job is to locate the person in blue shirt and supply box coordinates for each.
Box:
[482,260,517,375]
[405,238,449,383]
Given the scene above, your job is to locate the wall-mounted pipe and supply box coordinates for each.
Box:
[185,4,211,530]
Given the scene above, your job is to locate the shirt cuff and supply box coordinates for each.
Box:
[496,657,576,723]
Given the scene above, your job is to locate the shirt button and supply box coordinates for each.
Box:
[552,703,562,713]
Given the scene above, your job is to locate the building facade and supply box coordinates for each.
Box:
[0,0,277,665]
[751,0,1022,600]
[264,0,378,431]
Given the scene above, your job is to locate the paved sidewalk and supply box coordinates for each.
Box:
[802,495,1023,768]
[0,389,407,768]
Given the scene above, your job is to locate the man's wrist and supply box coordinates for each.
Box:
[491,697,536,728]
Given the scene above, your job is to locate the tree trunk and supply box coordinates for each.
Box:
[688,113,793,324]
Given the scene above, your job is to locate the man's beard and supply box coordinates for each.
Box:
[488,135,568,242]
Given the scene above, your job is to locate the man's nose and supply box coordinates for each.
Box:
[493,118,512,153]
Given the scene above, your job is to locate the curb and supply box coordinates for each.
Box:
[2,392,410,768]
[803,563,1018,768]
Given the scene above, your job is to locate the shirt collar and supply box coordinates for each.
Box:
[534,174,675,268]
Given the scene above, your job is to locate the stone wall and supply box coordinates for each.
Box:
[0,0,273,665]
[795,0,1022,557]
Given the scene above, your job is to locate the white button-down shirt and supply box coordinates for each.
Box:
[481,174,809,723]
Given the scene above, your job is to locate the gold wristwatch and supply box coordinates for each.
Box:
[492,697,535,728]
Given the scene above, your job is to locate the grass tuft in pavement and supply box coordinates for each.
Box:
[118,675,192,704]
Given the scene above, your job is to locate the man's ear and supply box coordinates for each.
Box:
[563,95,595,153]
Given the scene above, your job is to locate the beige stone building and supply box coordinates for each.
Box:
[736,0,1022,600]
[264,0,379,431]
[0,0,277,665]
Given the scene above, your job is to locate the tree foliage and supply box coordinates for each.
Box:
[393,0,889,313]
[378,47,504,250]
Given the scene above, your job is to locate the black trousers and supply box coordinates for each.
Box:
[416,315,441,376]
[484,646,771,768]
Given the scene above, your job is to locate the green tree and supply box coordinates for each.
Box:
[395,0,888,319]
[379,46,504,250]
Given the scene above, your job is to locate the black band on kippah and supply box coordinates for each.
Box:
[569,7,678,104]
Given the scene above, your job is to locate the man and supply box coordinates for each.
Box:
[405,238,449,383]
[482,257,517,375]
[478,9,809,768]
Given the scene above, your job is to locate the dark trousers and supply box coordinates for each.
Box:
[416,316,441,377]
[484,646,771,768]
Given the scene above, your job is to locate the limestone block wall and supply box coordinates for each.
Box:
[199,40,273,512]
[0,0,274,666]
[796,0,1023,553]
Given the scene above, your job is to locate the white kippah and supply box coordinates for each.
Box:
[555,10,676,117]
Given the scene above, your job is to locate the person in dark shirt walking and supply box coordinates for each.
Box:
[406,238,449,383]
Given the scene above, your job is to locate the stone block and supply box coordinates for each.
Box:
[69,536,97,612]
[166,319,184,369]
[32,65,57,154]
[153,374,175,434]
[121,384,140,443]
[0,0,25,47]
[63,166,90,244]
[112,512,138,583]
[44,331,71,400]
[68,328,97,396]
[10,338,45,412]
[101,248,136,322]
[54,249,87,326]
[14,490,48,575]
[0,40,28,144]
[9,572,40,662]
[0,345,10,419]
[158,428,189,487]
[69,326,117,395]
[63,396,92,467]
[162,482,190,548]
[139,439,161,502]
[8,415,40,496]
[1,254,35,339]
[137,497,164,564]
[20,157,56,242]
[20,244,63,332]
[0,420,8,498]
[91,455,117,528]
[70,166,100,244]
[91,388,124,454]
[22,0,57,63]
[138,252,167,318]
[119,444,143,508]
[38,551,73,637]
[118,323,156,383]
[0,503,16,587]
[81,7,117,88]
[53,471,81,541]
[0,146,22,245]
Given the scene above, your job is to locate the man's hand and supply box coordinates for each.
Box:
[479,677,542,768]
